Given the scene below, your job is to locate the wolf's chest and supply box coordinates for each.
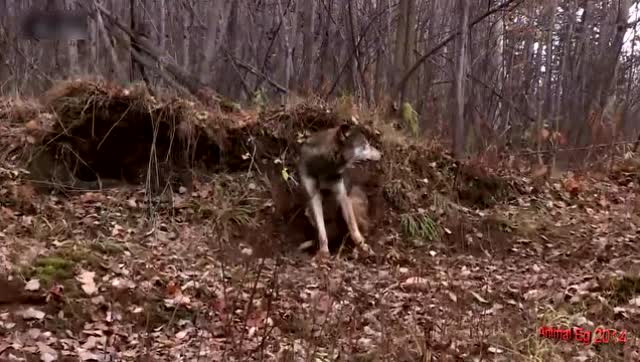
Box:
[301,155,350,189]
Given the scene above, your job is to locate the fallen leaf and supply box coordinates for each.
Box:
[77,348,102,361]
[25,119,40,130]
[37,342,57,362]
[165,280,178,296]
[524,289,544,301]
[18,307,45,320]
[357,337,374,350]
[48,284,64,301]
[27,328,42,340]
[530,164,548,179]
[401,277,429,291]
[471,291,489,304]
[562,176,582,195]
[539,128,550,140]
[0,207,15,220]
[175,329,190,340]
[80,192,105,203]
[111,224,124,236]
[25,279,41,291]
[164,291,191,307]
[76,270,97,295]
[81,336,100,349]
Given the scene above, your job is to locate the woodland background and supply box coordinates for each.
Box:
[1,0,639,163]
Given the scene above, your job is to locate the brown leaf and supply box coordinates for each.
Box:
[36,342,57,362]
[25,119,40,130]
[530,164,548,179]
[47,284,64,302]
[562,176,582,196]
[471,291,489,304]
[165,280,178,296]
[25,279,41,291]
[18,307,46,320]
[401,277,429,292]
[539,128,550,140]
[77,348,102,361]
[76,270,97,296]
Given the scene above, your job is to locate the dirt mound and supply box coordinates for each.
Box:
[11,79,252,193]
[1,79,523,254]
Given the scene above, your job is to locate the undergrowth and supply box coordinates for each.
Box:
[400,212,442,245]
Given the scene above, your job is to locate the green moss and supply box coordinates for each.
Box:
[24,243,108,284]
[31,256,75,282]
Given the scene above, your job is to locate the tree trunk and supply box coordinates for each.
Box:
[453,0,469,160]
[300,0,315,94]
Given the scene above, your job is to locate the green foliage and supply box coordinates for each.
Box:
[280,166,290,181]
[400,212,441,245]
[252,87,268,112]
[223,205,254,226]
[401,102,419,137]
[30,256,75,282]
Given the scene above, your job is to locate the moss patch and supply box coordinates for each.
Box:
[30,256,75,283]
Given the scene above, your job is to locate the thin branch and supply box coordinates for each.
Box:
[226,53,288,94]
[324,3,394,99]
[394,0,525,97]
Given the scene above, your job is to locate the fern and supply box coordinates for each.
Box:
[400,212,441,244]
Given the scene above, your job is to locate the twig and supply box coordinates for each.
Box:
[324,4,393,100]
[394,0,525,97]
[221,48,261,97]
[97,104,133,150]
[227,52,288,94]
[513,140,636,156]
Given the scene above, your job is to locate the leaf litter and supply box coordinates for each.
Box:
[1,82,640,360]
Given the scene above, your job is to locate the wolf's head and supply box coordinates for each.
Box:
[337,124,382,165]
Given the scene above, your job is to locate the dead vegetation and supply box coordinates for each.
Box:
[1,80,640,361]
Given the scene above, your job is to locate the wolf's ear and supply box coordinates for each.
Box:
[337,124,351,144]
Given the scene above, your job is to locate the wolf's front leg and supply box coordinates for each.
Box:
[335,182,373,255]
[302,176,330,259]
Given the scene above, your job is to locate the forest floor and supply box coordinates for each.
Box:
[1,80,640,361]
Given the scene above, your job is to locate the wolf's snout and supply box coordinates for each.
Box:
[368,146,382,161]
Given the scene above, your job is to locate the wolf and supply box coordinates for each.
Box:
[298,124,382,259]
[303,184,370,248]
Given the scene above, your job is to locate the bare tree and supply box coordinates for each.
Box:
[453,0,470,159]
[3,0,640,161]
[299,0,315,94]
